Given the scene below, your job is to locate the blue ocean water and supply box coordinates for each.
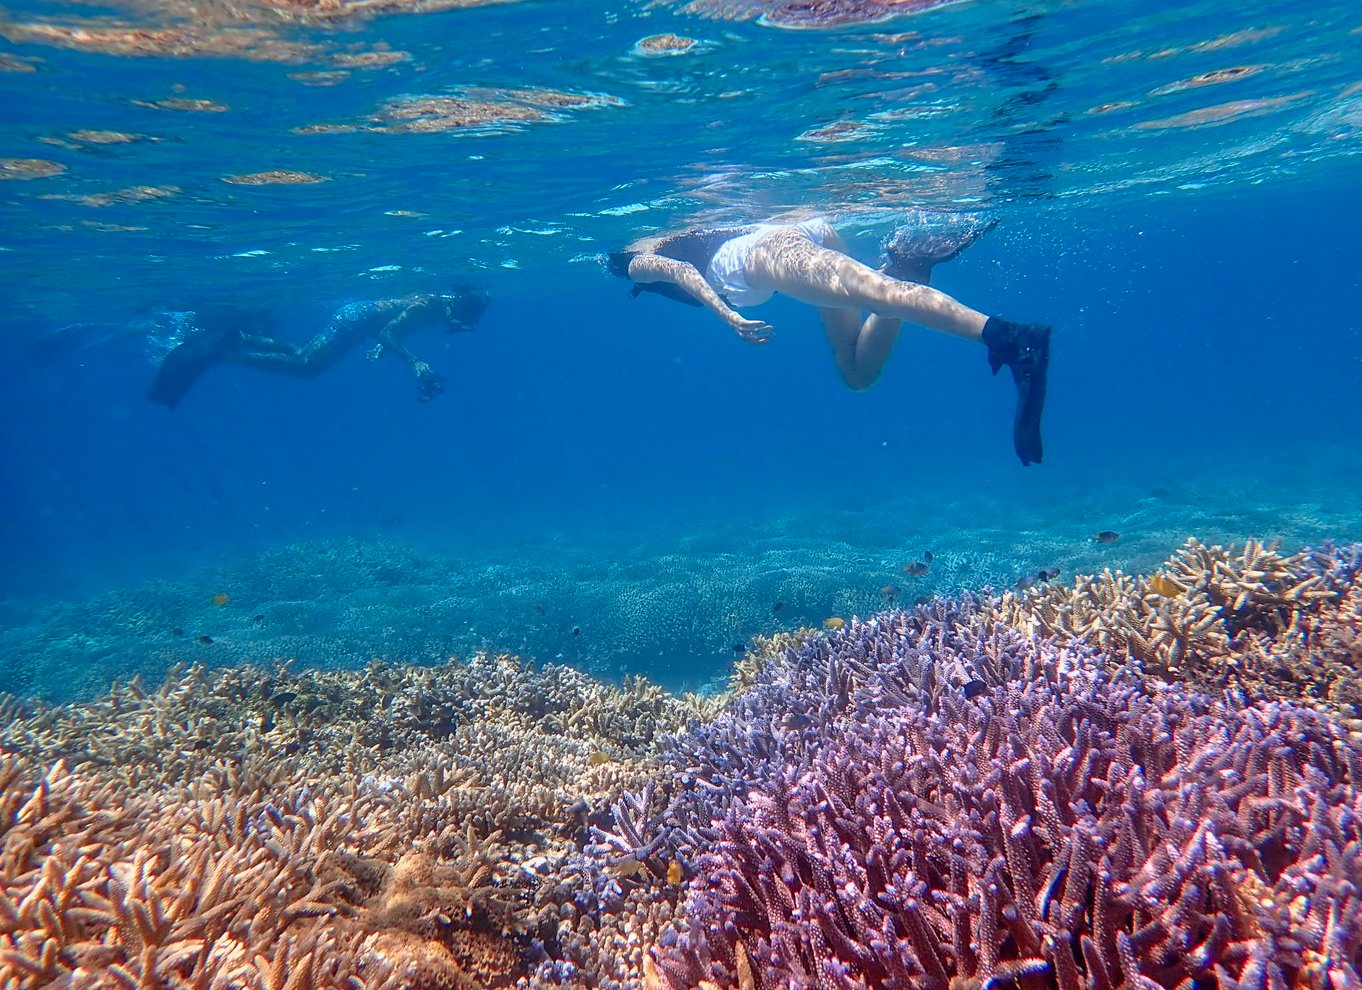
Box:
[1,0,1359,698]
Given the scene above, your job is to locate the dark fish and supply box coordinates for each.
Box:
[880,584,900,598]
[1039,567,1061,581]
[782,713,813,730]
[191,738,211,751]
[962,679,987,700]
[171,627,185,637]
[534,603,545,615]
[923,550,934,563]
[1092,531,1121,544]
[903,561,930,577]
[251,613,266,623]
[572,626,582,638]
[772,600,788,614]
[272,691,297,705]
[1015,575,1037,591]
[1038,865,1069,921]
[197,635,214,645]
[732,643,750,655]
[1149,487,1171,498]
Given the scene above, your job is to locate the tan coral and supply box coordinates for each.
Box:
[0,649,739,988]
[977,537,1355,719]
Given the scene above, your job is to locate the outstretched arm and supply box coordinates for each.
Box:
[371,301,432,366]
[374,303,445,401]
[627,254,773,344]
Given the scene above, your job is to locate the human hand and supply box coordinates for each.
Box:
[727,314,774,344]
[413,362,445,402]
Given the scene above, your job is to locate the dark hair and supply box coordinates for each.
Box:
[440,288,489,330]
[607,250,703,307]
[606,251,636,280]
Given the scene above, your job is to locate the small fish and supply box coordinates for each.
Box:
[923,550,934,563]
[782,713,813,730]
[534,603,545,615]
[1147,575,1183,597]
[1015,575,1037,591]
[732,643,752,656]
[572,626,582,638]
[211,593,230,606]
[771,600,788,614]
[1039,567,1061,581]
[251,613,266,623]
[667,860,683,885]
[880,584,900,598]
[586,751,613,766]
[197,635,214,645]
[1091,531,1121,544]
[823,617,845,630]
[962,679,987,699]
[609,857,645,879]
[272,691,297,705]
[902,561,930,577]
[171,627,185,637]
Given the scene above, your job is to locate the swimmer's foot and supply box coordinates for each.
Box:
[981,317,1050,466]
[147,323,241,409]
[880,211,998,284]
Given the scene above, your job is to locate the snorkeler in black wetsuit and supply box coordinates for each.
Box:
[148,290,489,409]
[608,211,1051,466]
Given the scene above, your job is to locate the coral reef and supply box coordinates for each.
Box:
[0,654,723,988]
[0,524,1079,702]
[653,627,1362,988]
[981,539,1362,724]
[0,756,526,989]
[3,538,1361,990]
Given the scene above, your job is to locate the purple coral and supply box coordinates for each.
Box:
[652,609,1362,990]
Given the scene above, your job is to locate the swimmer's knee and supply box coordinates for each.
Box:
[843,369,883,391]
[835,355,883,391]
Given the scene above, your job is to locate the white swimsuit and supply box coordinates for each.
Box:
[704,218,835,306]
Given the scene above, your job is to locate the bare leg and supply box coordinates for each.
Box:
[755,227,980,389]
[818,308,905,390]
[747,226,987,338]
[237,334,302,357]
[226,323,365,378]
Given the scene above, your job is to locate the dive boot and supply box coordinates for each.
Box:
[981,317,1050,466]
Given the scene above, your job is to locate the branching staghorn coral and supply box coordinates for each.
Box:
[645,603,1362,990]
[980,539,1360,720]
[0,651,733,989]
[3,540,1361,990]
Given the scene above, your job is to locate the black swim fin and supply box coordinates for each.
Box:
[981,317,1051,466]
[147,323,240,409]
[881,210,998,284]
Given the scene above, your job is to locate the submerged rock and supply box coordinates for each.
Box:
[684,0,958,28]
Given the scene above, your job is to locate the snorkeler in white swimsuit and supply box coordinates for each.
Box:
[608,213,1051,467]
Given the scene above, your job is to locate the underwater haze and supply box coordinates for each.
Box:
[1,0,1360,699]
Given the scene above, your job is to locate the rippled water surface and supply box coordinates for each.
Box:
[3,0,1359,316]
